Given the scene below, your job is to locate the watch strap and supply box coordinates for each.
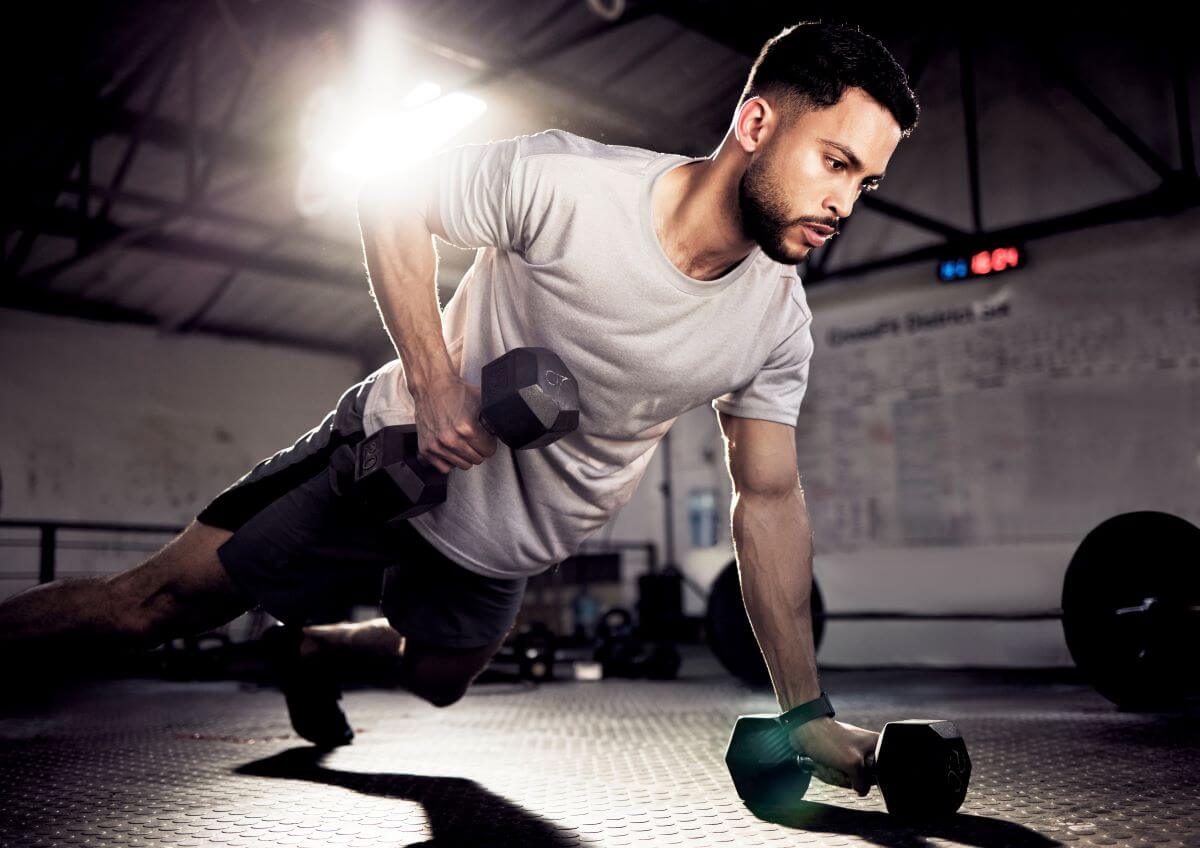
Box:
[776,691,835,732]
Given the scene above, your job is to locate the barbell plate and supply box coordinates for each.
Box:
[1061,510,1200,710]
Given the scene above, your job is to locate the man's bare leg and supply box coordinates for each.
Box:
[293,617,509,707]
[299,618,405,660]
[0,520,254,671]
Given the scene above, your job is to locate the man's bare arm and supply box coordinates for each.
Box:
[719,412,821,710]
[734,491,820,706]
[357,172,455,401]
[357,172,497,473]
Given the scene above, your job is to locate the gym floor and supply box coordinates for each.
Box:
[1,646,1196,848]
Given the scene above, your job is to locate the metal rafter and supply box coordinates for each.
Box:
[1170,40,1196,180]
[13,2,670,295]
[95,38,183,225]
[4,24,187,280]
[1027,34,1176,182]
[17,205,357,288]
[959,33,982,233]
[18,6,282,288]
[812,27,1199,285]
[816,179,1199,281]
[8,3,1195,345]
[169,217,304,333]
[59,179,354,255]
[0,284,366,357]
[653,12,1200,286]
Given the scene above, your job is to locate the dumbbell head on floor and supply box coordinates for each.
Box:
[331,347,579,523]
[725,716,971,819]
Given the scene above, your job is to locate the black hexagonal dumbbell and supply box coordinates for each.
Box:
[726,716,971,820]
[330,347,579,526]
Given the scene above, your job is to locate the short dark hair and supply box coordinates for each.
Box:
[739,20,920,139]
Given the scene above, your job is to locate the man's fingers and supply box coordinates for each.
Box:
[434,448,476,471]
[853,770,870,795]
[429,433,492,470]
[421,452,454,474]
[814,764,850,789]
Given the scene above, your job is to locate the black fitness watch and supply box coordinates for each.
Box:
[776,691,835,733]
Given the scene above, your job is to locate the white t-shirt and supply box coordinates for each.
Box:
[363,129,814,578]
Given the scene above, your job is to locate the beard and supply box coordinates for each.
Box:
[737,153,809,266]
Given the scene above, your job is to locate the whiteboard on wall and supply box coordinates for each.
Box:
[796,276,1200,552]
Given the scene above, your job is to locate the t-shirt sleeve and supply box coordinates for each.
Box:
[429,134,528,251]
[710,300,815,427]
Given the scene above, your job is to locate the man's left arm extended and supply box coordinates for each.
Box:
[733,484,821,707]
[718,411,821,711]
[717,411,877,795]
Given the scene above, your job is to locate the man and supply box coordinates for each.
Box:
[0,20,917,799]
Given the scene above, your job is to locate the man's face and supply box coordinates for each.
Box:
[738,87,902,265]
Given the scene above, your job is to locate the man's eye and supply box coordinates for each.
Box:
[827,157,846,171]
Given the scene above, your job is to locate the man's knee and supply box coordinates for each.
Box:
[403,658,473,708]
[402,637,504,708]
[414,678,470,709]
[106,520,246,647]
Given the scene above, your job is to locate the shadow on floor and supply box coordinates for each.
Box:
[747,801,1063,848]
[234,747,576,847]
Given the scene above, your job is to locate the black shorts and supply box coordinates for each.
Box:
[196,374,527,649]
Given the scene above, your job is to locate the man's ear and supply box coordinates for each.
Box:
[735,96,778,153]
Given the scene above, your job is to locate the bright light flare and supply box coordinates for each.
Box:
[294,4,488,216]
[329,88,488,180]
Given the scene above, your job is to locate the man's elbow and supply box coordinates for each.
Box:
[731,473,803,505]
[730,480,810,528]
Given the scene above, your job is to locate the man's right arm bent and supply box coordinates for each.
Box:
[357,172,497,475]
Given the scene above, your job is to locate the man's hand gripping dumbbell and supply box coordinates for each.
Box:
[330,347,579,524]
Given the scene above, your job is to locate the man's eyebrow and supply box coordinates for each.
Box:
[819,138,886,182]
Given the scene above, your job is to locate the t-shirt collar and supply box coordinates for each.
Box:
[641,153,762,297]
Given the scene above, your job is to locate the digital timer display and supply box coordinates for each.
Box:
[938,244,1024,282]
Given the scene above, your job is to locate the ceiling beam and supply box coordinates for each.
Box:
[0,285,366,358]
[20,206,358,288]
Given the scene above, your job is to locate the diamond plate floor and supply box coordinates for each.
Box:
[1,647,1197,847]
